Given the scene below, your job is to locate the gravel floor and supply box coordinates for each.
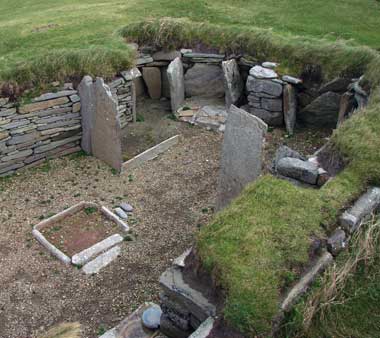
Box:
[0,124,222,338]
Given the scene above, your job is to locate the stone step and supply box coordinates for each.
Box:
[82,245,121,274]
[99,303,159,338]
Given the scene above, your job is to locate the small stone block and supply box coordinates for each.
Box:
[115,207,128,220]
[120,203,134,213]
[82,245,121,274]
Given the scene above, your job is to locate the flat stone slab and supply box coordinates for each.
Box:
[281,251,333,312]
[122,135,179,171]
[115,207,129,220]
[160,266,216,323]
[82,245,121,274]
[188,317,215,338]
[72,233,124,266]
[277,157,319,185]
[340,187,380,233]
[249,65,278,79]
[99,302,159,338]
[173,248,192,268]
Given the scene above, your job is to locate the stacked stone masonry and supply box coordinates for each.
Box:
[0,92,82,177]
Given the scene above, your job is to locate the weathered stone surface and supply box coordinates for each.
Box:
[299,91,341,127]
[246,76,283,97]
[34,135,81,154]
[245,106,283,126]
[136,55,154,66]
[142,304,162,329]
[184,64,224,98]
[216,105,267,210]
[160,266,216,323]
[114,207,128,220]
[82,245,121,274]
[153,50,181,61]
[70,94,80,103]
[277,157,319,184]
[340,187,380,233]
[0,108,16,117]
[167,57,185,113]
[283,84,297,135]
[271,145,305,173]
[32,90,76,102]
[35,112,80,124]
[249,65,278,79]
[183,52,224,63]
[121,67,142,81]
[1,119,29,130]
[1,149,33,161]
[191,105,227,131]
[142,67,162,99]
[160,314,191,338]
[261,97,282,112]
[0,162,24,174]
[120,202,133,213]
[37,119,80,131]
[281,251,333,311]
[0,131,9,141]
[262,61,278,69]
[282,75,302,85]
[19,97,70,114]
[327,229,346,256]
[188,317,215,338]
[7,132,40,145]
[92,78,122,172]
[319,77,351,94]
[72,233,123,266]
[173,248,192,268]
[161,67,171,99]
[337,92,355,127]
[222,59,244,108]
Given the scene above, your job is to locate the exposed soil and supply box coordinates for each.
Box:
[40,209,119,257]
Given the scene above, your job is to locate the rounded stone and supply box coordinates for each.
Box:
[142,305,162,330]
[120,202,133,213]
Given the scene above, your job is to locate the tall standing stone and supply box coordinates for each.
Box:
[92,78,122,172]
[283,84,297,135]
[142,67,162,99]
[222,59,244,109]
[167,57,185,113]
[78,75,95,154]
[216,105,268,210]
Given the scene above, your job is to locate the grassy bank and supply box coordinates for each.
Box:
[0,0,380,88]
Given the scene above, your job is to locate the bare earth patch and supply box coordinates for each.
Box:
[0,123,222,338]
[40,208,119,257]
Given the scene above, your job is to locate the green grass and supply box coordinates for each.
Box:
[0,0,380,88]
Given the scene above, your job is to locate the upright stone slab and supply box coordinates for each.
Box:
[78,76,95,154]
[216,105,268,210]
[222,59,244,108]
[167,57,185,113]
[283,84,297,135]
[92,78,122,172]
[142,67,162,99]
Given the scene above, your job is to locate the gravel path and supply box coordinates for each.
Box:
[0,125,222,338]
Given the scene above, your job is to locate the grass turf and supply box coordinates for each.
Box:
[0,0,380,87]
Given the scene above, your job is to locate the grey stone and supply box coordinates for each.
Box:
[72,233,123,266]
[161,67,171,99]
[319,78,351,94]
[167,57,185,113]
[337,92,355,127]
[183,52,224,59]
[160,314,191,338]
[299,91,341,128]
[32,90,77,102]
[216,105,267,210]
[35,112,80,124]
[277,157,319,185]
[37,119,80,131]
[184,64,224,98]
[34,135,81,154]
[281,251,333,311]
[282,75,302,85]
[249,65,278,79]
[173,248,192,268]
[82,245,121,274]
[340,187,380,233]
[222,59,244,108]
[160,266,216,323]
[19,97,70,114]
[70,94,80,103]
[121,67,142,81]
[272,145,305,173]
[327,229,346,256]
[114,207,128,220]
[1,149,33,162]
[1,120,29,130]
[120,202,133,213]
[78,76,96,154]
[0,162,24,175]
[192,105,227,131]
[188,317,215,338]
[0,108,16,117]
[92,78,122,172]
[143,67,162,99]
[262,61,278,69]
[7,132,40,146]
[142,304,163,329]
[245,106,283,126]
[283,84,297,135]
[246,76,283,97]
[261,97,282,112]
[136,55,154,66]
[153,50,181,61]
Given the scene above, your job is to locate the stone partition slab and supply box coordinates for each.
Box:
[121,135,179,172]
[216,105,268,210]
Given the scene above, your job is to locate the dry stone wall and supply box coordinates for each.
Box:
[0,91,82,177]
